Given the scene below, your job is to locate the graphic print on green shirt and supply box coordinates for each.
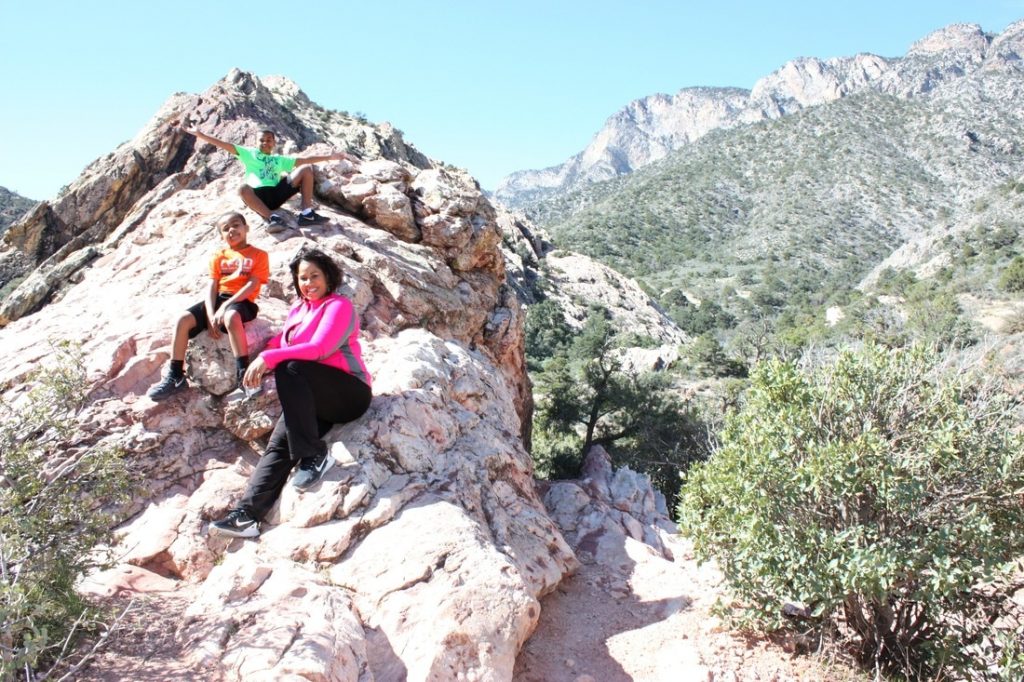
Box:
[235,145,297,188]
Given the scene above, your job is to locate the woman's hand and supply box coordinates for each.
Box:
[243,357,268,389]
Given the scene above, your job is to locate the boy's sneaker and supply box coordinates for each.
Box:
[298,210,328,225]
[291,449,335,489]
[266,213,288,234]
[210,509,259,538]
[147,374,188,401]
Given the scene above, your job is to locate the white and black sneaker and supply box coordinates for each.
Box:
[147,374,188,401]
[297,210,328,225]
[291,450,335,489]
[266,213,288,234]
[210,509,259,538]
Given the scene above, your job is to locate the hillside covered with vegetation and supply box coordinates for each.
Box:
[526,71,1024,365]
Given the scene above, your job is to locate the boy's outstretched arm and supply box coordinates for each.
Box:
[176,121,239,156]
[293,150,359,167]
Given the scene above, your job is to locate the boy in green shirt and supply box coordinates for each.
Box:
[181,125,355,232]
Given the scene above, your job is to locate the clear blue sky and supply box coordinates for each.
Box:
[1,0,1022,200]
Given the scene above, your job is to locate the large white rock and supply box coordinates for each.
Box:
[0,74,573,680]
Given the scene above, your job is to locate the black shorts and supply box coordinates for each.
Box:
[187,294,259,339]
[253,178,299,211]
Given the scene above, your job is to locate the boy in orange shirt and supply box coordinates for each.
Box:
[147,212,270,400]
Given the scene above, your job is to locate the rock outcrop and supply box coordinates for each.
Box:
[0,68,431,327]
[0,70,581,680]
[0,186,36,239]
[495,20,1024,209]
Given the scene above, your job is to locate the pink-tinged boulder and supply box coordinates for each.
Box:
[0,70,573,681]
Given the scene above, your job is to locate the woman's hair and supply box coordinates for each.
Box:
[289,247,343,298]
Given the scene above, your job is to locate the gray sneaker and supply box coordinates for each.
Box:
[147,374,188,401]
[291,450,335,489]
[266,213,288,234]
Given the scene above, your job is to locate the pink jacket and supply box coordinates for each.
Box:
[260,293,372,387]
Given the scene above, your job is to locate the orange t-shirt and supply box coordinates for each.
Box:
[209,245,270,301]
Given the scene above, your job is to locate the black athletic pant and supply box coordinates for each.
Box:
[239,360,372,520]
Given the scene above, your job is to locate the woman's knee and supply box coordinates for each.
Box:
[274,359,308,382]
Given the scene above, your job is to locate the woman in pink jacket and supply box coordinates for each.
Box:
[211,248,372,538]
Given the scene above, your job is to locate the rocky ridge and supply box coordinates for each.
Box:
[495,20,1024,209]
[0,186,36,239]
[0,69,555,680]
[0,70,716,681]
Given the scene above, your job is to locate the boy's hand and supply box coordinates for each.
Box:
[209,309,225,339]
[171,119,198,136]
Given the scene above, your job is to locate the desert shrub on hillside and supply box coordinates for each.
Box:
[999,256,1024,293]
[677,343,1024,679]
[0,349,131,679]
[524,297,576,371]
[531,309,708,508]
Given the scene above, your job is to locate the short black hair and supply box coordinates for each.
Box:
[215,211,247,228]
[289,247,343,298]
[258,129,276,139]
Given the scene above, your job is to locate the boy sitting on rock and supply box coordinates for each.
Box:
[147,212,270,400]
[179,124,354,232]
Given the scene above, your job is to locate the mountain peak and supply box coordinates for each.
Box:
[907,22,988,57]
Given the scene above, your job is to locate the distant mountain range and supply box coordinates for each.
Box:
[511,19,1024,354]
[495,21,1024,211]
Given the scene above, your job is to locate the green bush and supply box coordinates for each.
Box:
[524,298,576,372]
[532,310,708,508]
[0,349,130,679]
[677,343,1024,679]
[999,256,1024,293]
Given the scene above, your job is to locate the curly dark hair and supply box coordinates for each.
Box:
[289,247,343,299]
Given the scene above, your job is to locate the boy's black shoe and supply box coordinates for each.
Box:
[298,211,328,225]
[147,374,188,401]
[266,213,288,234]
[291,450,335,489]
[210,509,259,538]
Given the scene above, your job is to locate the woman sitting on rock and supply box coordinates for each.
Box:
[211,247,373,538]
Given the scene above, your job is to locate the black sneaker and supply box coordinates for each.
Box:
[298,210,328,225]
[291,450,335,489]
[266,213,288,234]
[210,509,259,538]
[147,374,188,401]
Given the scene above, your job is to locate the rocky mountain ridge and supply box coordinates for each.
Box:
[0,69,734,681]
[495,20,1024,209]
[0,186,36,239]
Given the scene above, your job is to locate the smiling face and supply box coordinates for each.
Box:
[217,213,249,249]
[258,131,276,155]
[297,259,328,301]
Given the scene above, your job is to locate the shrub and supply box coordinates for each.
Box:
[0,348,130,679]
[532,310,708,508]
[524,298,575,372]
[999,256,1024,293]
[677,343,1024,679]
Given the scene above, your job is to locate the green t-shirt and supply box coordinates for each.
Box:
[234,145,297,188]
